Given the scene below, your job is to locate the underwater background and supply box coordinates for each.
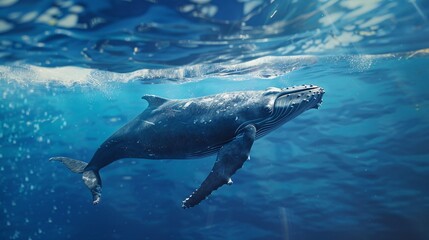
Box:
[1,0,429,239]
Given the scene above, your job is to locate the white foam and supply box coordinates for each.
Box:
[0,20,13,33]
[0,0,18,7]
[359,14,393,29]
[243,0,262,15]
[57,14,78,28]
[0,56,317,87]
[319,12,343,27]
[0,65,103,87]
[341,1,382,20]
[19,11,38,23]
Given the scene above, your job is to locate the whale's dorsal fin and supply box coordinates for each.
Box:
[142,95,169,108]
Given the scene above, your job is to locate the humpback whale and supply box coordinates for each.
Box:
[50,85,324,208]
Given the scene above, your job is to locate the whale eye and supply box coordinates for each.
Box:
[264,105,273,114]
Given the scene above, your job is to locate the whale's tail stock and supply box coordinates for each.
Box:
[49,157,102,204]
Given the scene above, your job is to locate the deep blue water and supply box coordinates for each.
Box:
[1,1,429,240]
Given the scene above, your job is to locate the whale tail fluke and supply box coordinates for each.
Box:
[50,157,102,205]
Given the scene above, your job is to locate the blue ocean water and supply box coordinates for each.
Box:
[1,0,429,240]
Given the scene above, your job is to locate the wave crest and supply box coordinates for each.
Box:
[0,55,318,86]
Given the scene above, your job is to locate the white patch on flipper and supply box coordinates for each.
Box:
[144,121,155,126]
[183,101,193,109]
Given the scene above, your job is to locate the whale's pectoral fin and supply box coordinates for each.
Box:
[50,156,102,205]
[182,124,256,208]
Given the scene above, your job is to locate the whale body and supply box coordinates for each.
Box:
[51,85,324,208]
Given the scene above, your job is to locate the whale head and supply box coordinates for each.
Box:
[271,84,324,110]
[252,85,325,138]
